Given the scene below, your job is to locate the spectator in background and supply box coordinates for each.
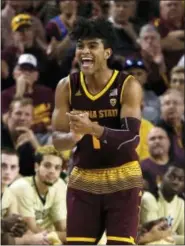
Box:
[1,146,20,186]
[137,24,168,95]
[124,58,161,124]
[153,0,184,71]
[138,218,175,245]
[141,127,171,187]
[1,214,27,245]
[108,0,140,57]
[170,66,184,96]
[2,54,54,139]
[1,0,46,50]
[2,98,39,176]
[136,117,154,162]
[157,89,184,162]
[46,0,78,42]
[140,163,185,245]
[10,145,67,244]
[2,14,60,90]
[1,149,19,218]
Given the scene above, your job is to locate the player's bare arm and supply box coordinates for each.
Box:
[68,76,142,149]
[52,77,82,151]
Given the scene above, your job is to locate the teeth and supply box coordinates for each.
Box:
[81,58,93,61]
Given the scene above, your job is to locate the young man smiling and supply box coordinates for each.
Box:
[52,17,143,245]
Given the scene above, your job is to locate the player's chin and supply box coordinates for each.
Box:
[44,179,57,186]
[80,65,95,75]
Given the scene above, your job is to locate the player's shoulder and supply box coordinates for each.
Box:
[142,191,157,203]
[53,178,67,191]
[9,176,33,191]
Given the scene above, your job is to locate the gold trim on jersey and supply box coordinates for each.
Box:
[68,75,72,105]
[80,70,119,101]
[68,161,143,194]
[120,75,133,103]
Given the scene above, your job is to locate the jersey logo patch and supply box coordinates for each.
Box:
[75,90,82,96]
[110,98,117,107]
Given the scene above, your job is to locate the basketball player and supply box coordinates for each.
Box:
[52,17,143,245]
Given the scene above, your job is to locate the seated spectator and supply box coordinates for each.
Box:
[1,214,27,245]
[138,218,175,245]
[10,145,67,243]
[1,146,21,186]
[1,148,49,245]
[157,89,184,162]
[108,0,140,57]
[2,98,39,176]
[141,127,171,186]
[137,24,168,95]
[1,149,19,218]
[2,54,54,138]
[140,163,185,245]
[2,13,60,90]
[153,0,184,71]
[124,58,161,123]
[170,66,184,97]
[1,0,46,50]
[136,118,154,161]
[46,0,77,42]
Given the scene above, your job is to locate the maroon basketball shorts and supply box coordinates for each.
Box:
[66,187,142,245]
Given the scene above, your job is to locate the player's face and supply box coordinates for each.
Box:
[1,153,20,186]
[163,166,184,195]
[36,155,62,186]
[147,128,170,158]
[75,39,111,75]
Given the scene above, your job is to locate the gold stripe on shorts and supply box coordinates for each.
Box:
[68,161,143,194]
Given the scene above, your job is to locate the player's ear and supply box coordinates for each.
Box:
[34,162,39,172]
[105,48,112,60]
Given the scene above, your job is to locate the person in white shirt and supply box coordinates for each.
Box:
[140,162,184,244]
[10,145,67,244]
[1,148,50,245]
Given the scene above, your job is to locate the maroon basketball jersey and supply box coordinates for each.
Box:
[69,70,139,169]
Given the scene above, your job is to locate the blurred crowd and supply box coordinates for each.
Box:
[1,0,184,245]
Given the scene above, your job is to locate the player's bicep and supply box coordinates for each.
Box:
[52,77,71,132]
[120,76,142,120]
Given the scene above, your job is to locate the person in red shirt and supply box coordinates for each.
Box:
[2,54,54,138]
[152,0,184,71]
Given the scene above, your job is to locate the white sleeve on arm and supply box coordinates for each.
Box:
[50,180,67,223]
[140,192,159,225]
[10,182,35,218]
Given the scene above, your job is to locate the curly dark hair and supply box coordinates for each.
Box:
[70,17,116,50]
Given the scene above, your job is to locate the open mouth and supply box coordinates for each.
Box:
[81,58,94,69]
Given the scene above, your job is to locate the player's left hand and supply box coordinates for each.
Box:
[66,111,93,135]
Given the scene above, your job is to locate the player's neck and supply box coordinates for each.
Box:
[85,67,113,91]
[34,175,48,195]
[150,155,169,165]
[160,185,175,203]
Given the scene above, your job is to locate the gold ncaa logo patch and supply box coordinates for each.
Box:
[110,98,117,107]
